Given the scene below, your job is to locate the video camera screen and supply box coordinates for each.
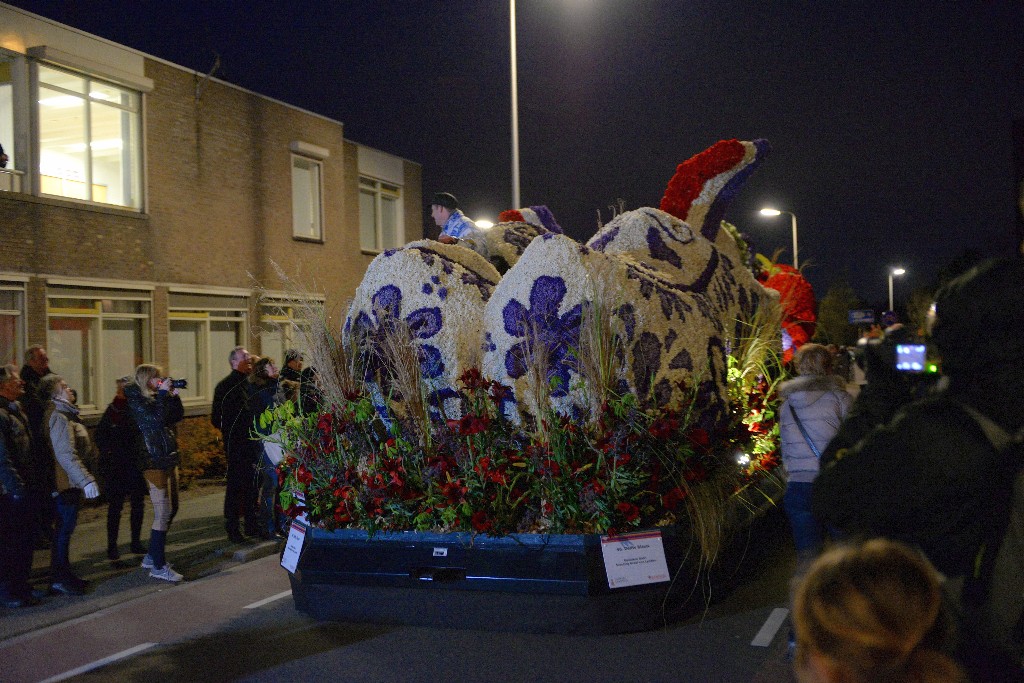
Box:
[895,344,927,373]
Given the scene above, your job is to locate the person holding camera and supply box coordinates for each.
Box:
[95,376,148,560]
[124,364,185,583]
[39,374,100,596]
[812,258,1024,679]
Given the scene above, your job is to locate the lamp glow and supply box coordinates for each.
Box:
[758,207,798,268]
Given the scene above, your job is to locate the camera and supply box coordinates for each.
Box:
[894,344,926,373]
[168,378,188,389]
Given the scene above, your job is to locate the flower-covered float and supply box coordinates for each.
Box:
[268,139,786,632]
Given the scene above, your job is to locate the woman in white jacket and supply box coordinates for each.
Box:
[779,344,852,560]
[39,374,99,596]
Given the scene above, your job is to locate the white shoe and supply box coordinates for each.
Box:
[141,554,154,569]
[149,564,183,582]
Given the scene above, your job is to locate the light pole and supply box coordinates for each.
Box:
[510,0,520,209]
[759,208,798,269]
[888,267,906,312]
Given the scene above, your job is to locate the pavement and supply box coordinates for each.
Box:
[0,481,284,643]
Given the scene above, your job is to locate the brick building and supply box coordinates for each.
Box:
[0,3,422,418]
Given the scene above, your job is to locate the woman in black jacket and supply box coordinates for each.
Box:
[123,363,184,582]
[95,376,148,560]
[247,357,283,539]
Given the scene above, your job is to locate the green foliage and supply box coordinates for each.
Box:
[813,279,862,346]
[176,416,226,489]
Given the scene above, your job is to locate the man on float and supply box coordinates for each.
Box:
[430,192,476,245]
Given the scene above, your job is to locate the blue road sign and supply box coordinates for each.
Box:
[848,309,875,325]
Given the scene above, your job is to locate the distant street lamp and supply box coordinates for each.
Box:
[888,267,906,312]
[510,0,520,208]
[759,208,798,268]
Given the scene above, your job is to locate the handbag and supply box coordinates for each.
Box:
[789,403,822,459]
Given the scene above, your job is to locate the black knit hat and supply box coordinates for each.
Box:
[430,192,458,210]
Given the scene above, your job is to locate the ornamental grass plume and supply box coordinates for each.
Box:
[365,316,431,448]
[575,262,627,422]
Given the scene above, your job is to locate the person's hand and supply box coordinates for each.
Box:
[83,482,100,499]
[157,377,173,393]
[438,234,457,245]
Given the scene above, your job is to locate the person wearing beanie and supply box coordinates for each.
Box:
[812,257,1024,679]
[430,192,476,245]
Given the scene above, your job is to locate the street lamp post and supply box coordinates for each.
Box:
[888,267,906,312]
[510,0,520,209]
[759,208,798,269]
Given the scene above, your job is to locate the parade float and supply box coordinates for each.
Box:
[266,139,799,633]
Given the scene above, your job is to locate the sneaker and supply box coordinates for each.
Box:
[149,564,183,583]
[50,581,85,597]
[141,554,155,569]
[107,546,120,561]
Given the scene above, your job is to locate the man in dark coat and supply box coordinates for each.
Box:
[0,365,43,607]
[812,257,1024,677]
[211,346,257,543]
[19,346,55,490]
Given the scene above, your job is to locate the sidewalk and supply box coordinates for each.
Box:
[0,482,283,642]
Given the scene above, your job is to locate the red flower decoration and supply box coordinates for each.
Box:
[470,510,493,533]
[616,501,640,523]
[662,486,688,511]
[758,262,816,363]
[660,139,746,222]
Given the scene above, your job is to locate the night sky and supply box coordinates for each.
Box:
[8,0,1024,307]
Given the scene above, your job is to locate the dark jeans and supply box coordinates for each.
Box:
[0,492,41,599]
[106,480,146,548]
[259,449,280,535]
[784,481,824,558]
[52,488,82,583]
[224,443,259,535]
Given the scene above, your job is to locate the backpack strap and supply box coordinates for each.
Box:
[789,403,822,459]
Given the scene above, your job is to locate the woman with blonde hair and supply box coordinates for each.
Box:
[793,538,965,683]
[123,363,185,582]
[38,373,100,596]
[779,343,852,560]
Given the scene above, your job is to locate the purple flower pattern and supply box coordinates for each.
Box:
[502,276,582,398]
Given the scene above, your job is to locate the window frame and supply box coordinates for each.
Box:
[33,61,144,210]
[46,286,152,413]
[168,294,249,406]
[359,175,404,253]
[0,279,27,367]
[291,153,324,242]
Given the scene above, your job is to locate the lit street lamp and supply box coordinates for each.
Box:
[759,208,798,268]
[888,267,906,312]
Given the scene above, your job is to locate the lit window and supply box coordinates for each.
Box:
[47,286,151,410]
[37,64,142,209]
[359,177,403,252]
[292,155,323,241]
[168,293,248,403]
[259,300,319,366]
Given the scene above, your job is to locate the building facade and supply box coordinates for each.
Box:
[0,3,422,418]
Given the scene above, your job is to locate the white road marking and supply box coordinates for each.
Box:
[750,607,789,647]
[37,642,157,682]
[244,589,292,609]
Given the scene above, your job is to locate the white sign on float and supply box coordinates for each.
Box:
[600,530,671,589]
[280,522,306,574]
